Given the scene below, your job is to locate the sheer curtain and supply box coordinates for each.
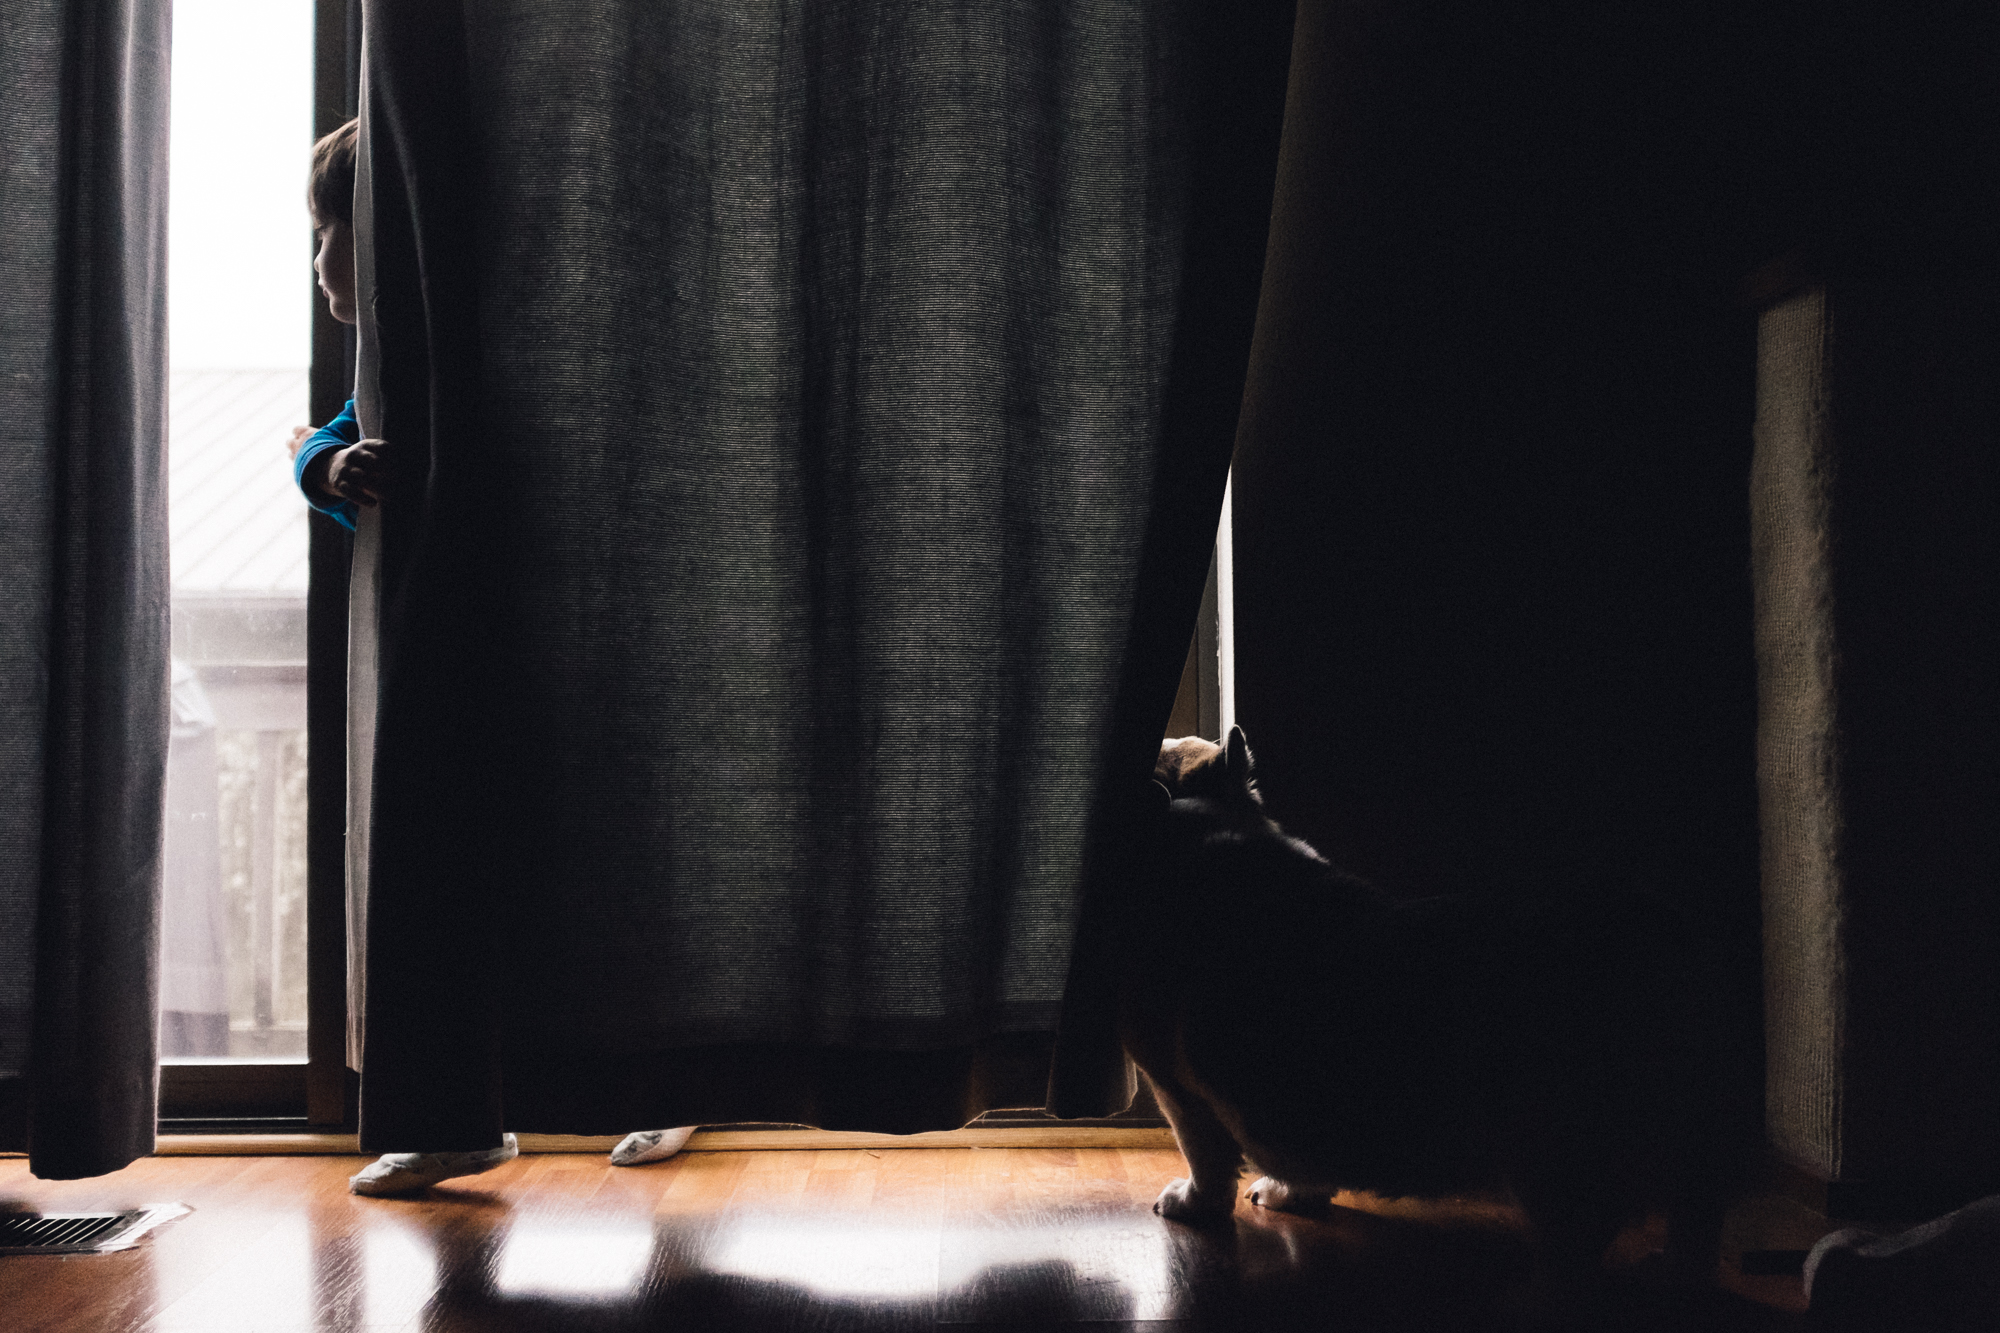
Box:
[0,0,172,1179]
[349,0,1293,1149]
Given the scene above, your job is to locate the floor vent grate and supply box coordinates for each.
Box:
[0,1205,190,1256]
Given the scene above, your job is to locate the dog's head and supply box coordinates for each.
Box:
[1145,726,1332,908]
[1154,726,1260,808]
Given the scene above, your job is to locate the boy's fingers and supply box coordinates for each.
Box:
[334,467,387,503]
[325,439,396,505]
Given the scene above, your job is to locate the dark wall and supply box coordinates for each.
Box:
[1822,211,2000,1190]
[1229,0,1996,1132]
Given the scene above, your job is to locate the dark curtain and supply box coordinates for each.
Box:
[0,0,172,1178]
[1228,0,1784,1153]
[352,0,1293,1150]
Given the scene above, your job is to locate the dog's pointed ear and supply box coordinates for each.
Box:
[1224,725,1260,804]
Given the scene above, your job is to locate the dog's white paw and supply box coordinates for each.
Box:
[1247,1176,1330,1215]
[1154,1177,1235,1223]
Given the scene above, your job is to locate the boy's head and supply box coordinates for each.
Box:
[309,118,359,325]
[308,118,357,228]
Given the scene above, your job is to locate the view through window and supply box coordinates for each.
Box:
[161,0,316,1062]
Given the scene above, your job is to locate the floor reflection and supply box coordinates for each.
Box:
[359,1219,442,1325]
[401,1202,1180,1330]
[704,1216,940,1299]
[149,1213,316,1330]
[491,1216,653,1299]
[1,1152,1810,1333]
[939,1208,1169,1323]
[699,1208,1180,1322]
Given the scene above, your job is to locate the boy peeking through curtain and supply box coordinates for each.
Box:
[291,117,383,528]
[288,118,694,1196]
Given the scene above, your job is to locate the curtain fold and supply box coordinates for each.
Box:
[351,0,1293,1150]
[0,0,172,1179]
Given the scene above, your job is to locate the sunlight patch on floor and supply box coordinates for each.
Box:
[492,1217,654,1298]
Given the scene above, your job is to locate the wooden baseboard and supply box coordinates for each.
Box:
[1766,1155,2000,1223]
[154,1125,1177,1156]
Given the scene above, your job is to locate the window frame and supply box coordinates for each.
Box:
[158,0,358,1130]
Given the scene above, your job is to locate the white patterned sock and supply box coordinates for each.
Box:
[609,1126,696,1166]
[349,1133,520,1197]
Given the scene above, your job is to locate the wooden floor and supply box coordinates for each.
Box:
[2,1149,1825,1332]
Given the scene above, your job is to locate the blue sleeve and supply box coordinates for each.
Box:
[294,399,361,531]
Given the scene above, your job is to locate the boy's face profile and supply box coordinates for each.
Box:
[314,217,357,325]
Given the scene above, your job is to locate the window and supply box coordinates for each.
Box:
[1164,474,1236,743]
[159,0,340,1124]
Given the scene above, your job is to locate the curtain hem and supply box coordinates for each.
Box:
[358,1030,1063,1151]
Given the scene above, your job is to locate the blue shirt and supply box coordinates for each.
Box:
[293,399,361,531]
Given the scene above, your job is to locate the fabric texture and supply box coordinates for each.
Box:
[350,0,1292,1149]
[0,0,172,1178]
[1751,253,2000,1194]
[1750,286,1845,1182]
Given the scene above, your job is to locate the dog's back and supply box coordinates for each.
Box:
[1127,728,1743,1282]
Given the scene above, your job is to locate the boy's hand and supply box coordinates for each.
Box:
[307,438,393,506]
[287,425,312,460]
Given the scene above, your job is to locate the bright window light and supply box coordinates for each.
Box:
[169,0,315,371]
[159,0,316,1065]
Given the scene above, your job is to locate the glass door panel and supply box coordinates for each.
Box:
[162,0,317,1067]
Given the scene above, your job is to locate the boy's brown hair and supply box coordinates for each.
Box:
[308,118,358,226]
